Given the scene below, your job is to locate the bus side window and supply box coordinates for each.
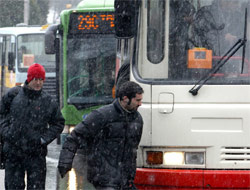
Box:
[147,0,165,64]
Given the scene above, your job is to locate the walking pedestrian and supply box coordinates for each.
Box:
[58,81,144,190]
[0,63,65,190]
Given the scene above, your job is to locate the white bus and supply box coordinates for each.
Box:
[0,25,56,98]
[115,0,250,189]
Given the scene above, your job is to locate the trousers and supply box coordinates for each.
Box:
[4,153,46,190]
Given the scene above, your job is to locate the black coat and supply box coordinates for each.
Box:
[59,99,143,188]
[0,83,64,157]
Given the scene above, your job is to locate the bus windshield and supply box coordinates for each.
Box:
[17,34,55,72]
[67,34,116,107]
[139,0,250,84]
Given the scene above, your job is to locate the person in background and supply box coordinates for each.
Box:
[190,0,243,56]
[58,81,144,190]
[0,63,65,190]
[18,45,27,64]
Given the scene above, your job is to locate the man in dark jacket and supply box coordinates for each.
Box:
[58,81,144,189]
[0,63,65,190]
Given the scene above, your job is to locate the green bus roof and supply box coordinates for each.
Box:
[77,0,114,10]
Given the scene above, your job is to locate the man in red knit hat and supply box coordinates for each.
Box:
[27,63,46,91]
[0,63,65,189]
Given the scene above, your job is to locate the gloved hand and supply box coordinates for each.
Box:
[57,144,76,178]
[58,163,72,178]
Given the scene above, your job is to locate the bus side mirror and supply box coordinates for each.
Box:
[45,24,59,54]
[114,0,136,38]
[8,52,15,71]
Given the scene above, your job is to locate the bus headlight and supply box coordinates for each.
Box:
[164,152,184,165]
[185,152,204,165]
[145,150,205,166]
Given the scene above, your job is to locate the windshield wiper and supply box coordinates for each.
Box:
[189,8,248,96]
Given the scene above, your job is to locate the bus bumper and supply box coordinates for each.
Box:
[134,168,250,189]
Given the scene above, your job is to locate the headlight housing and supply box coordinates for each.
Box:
[145,148,205,168]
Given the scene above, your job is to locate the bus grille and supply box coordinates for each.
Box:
[221,147,250,161]
[43,77,57,101]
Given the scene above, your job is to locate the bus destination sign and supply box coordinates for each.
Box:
[69,12,115,34]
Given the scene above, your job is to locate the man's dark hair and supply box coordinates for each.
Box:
[117,81,143,101]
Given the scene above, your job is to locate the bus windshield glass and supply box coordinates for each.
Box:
[139,0,250,84]
[67,34,116,107]
[17,34,55,72]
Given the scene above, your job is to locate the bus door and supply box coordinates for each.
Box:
[0,35,16,97]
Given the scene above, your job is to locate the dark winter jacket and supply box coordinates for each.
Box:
[59,99,143,188]
[0,83,64,157]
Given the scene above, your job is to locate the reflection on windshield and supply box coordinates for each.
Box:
[67,35,116,105]
[143,0,250,84]
[17,34,55,72]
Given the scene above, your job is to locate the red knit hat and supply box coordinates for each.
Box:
[27,63,45,83]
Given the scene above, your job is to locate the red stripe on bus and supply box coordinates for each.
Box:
[134,168,250,189]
